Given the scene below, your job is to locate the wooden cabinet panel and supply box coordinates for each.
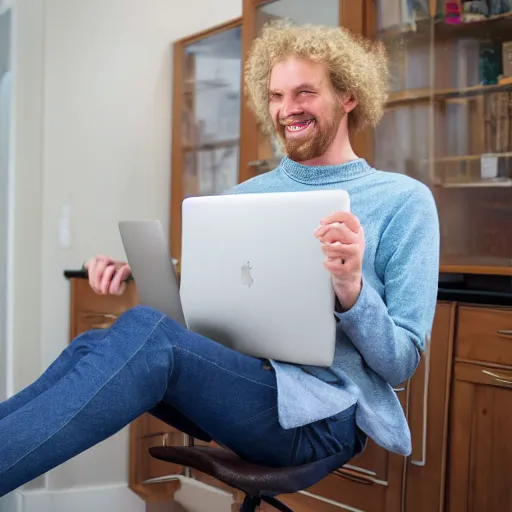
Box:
[129,414,182,502]
[69,278,138,338]
[146,414,183,438]
[447,363,512,512]
[405,301,455,512]
[308,472,388,512]
[455,306,512,366]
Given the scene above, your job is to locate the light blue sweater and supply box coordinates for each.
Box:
[226,157,439,456]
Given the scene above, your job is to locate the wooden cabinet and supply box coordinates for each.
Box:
[170,19,243,262]
[368,1,512,274]
[129,413,185,502]
[68,267,512,512]
[68,276,138,338]
[448,363,512,512]
[405,302,456,512]
[259,301,454,512]
[447,305,512,512]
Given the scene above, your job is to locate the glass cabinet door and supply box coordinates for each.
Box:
[373,1,512,272]
[182,28,242,198]
[171,23,242,261]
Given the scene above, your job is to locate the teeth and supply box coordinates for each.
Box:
[287,121,312,132]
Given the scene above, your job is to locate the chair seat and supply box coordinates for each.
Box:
[149,445,348,497]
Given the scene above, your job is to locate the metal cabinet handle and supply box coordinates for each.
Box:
[497,329,512,339]
[410,333,431,467]
[334,469,373,485]
[482,369,512,386]
[84,313,118,321]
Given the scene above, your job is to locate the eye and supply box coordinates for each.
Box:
[299,90,314,96]
[269,92,282,101]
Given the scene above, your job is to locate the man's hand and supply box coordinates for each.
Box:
[85,255,131,296]
[314,211,365,311]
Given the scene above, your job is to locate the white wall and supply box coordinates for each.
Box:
[0,8,11,404]
[7,0,242,507]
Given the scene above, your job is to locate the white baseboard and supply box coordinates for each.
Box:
[0,478,235,512]
[174,478,234,512]
[5,484,145,512]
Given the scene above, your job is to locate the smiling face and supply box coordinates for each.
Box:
[268,57,345,162]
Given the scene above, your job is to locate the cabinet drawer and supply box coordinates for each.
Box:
[455,306,512,366]
[307,470,388,512]
[72,278,138,315]
[69,278,138,338]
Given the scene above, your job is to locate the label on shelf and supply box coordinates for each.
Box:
[480,154,499,179]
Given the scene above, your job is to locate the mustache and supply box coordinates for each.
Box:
[278,115,315,126]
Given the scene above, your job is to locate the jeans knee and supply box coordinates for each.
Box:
[113,305,175,406]
[68,329,107,358]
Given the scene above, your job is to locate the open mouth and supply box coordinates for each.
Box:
[284,120,314,134]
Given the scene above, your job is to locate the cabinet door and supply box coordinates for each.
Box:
[170,20,243,262]
[447,362,512,512]
[371,0,512,274]
[405,301,455,512]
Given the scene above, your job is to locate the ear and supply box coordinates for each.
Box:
[339,93,358,114]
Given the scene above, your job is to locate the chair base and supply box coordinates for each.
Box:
[239,495,294,512]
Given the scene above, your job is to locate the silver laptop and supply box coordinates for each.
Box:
[119,189,350,366]
[179,189,350,366]
[119,220,187,328]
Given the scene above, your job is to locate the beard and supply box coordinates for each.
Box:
[275,102,344,162]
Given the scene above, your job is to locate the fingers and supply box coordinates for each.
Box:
[87,255,111,293]
[86,255,130,295]
[321,241,358,259]
[100,264,117,294]
[315,222,358,244]
[320,211,361,232]
[94,258,114,292]
[109,264,131,295]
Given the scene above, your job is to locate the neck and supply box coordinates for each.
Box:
[297,127,358,167]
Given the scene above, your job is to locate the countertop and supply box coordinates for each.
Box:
[64,269,512,307]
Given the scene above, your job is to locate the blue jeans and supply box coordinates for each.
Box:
[0,305,361,497]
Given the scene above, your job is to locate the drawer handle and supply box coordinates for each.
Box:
[334,469,373,485]
[497,330,512,339]
[410,333,431,468]
[482,370,512,386]
[84,313,118,321]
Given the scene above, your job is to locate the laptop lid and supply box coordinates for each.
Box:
[118,220,187,327]
[180,189,350,367]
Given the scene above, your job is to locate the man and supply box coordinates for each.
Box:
[0,21,439,496]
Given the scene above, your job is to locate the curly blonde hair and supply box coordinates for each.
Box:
[244,20,389,135]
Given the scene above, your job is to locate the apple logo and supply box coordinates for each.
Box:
[240,261,254,288]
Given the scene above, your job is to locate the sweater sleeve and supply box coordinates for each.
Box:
[335,184,440,386]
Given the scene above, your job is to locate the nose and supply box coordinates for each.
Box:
[281,96,303,119]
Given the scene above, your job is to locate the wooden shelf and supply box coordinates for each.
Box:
[435,179,512,188]
[386,83,512,108]
[440,255,512,276]
[378,11,512,46]
[429,152,512,163]
[440,265,512,276]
